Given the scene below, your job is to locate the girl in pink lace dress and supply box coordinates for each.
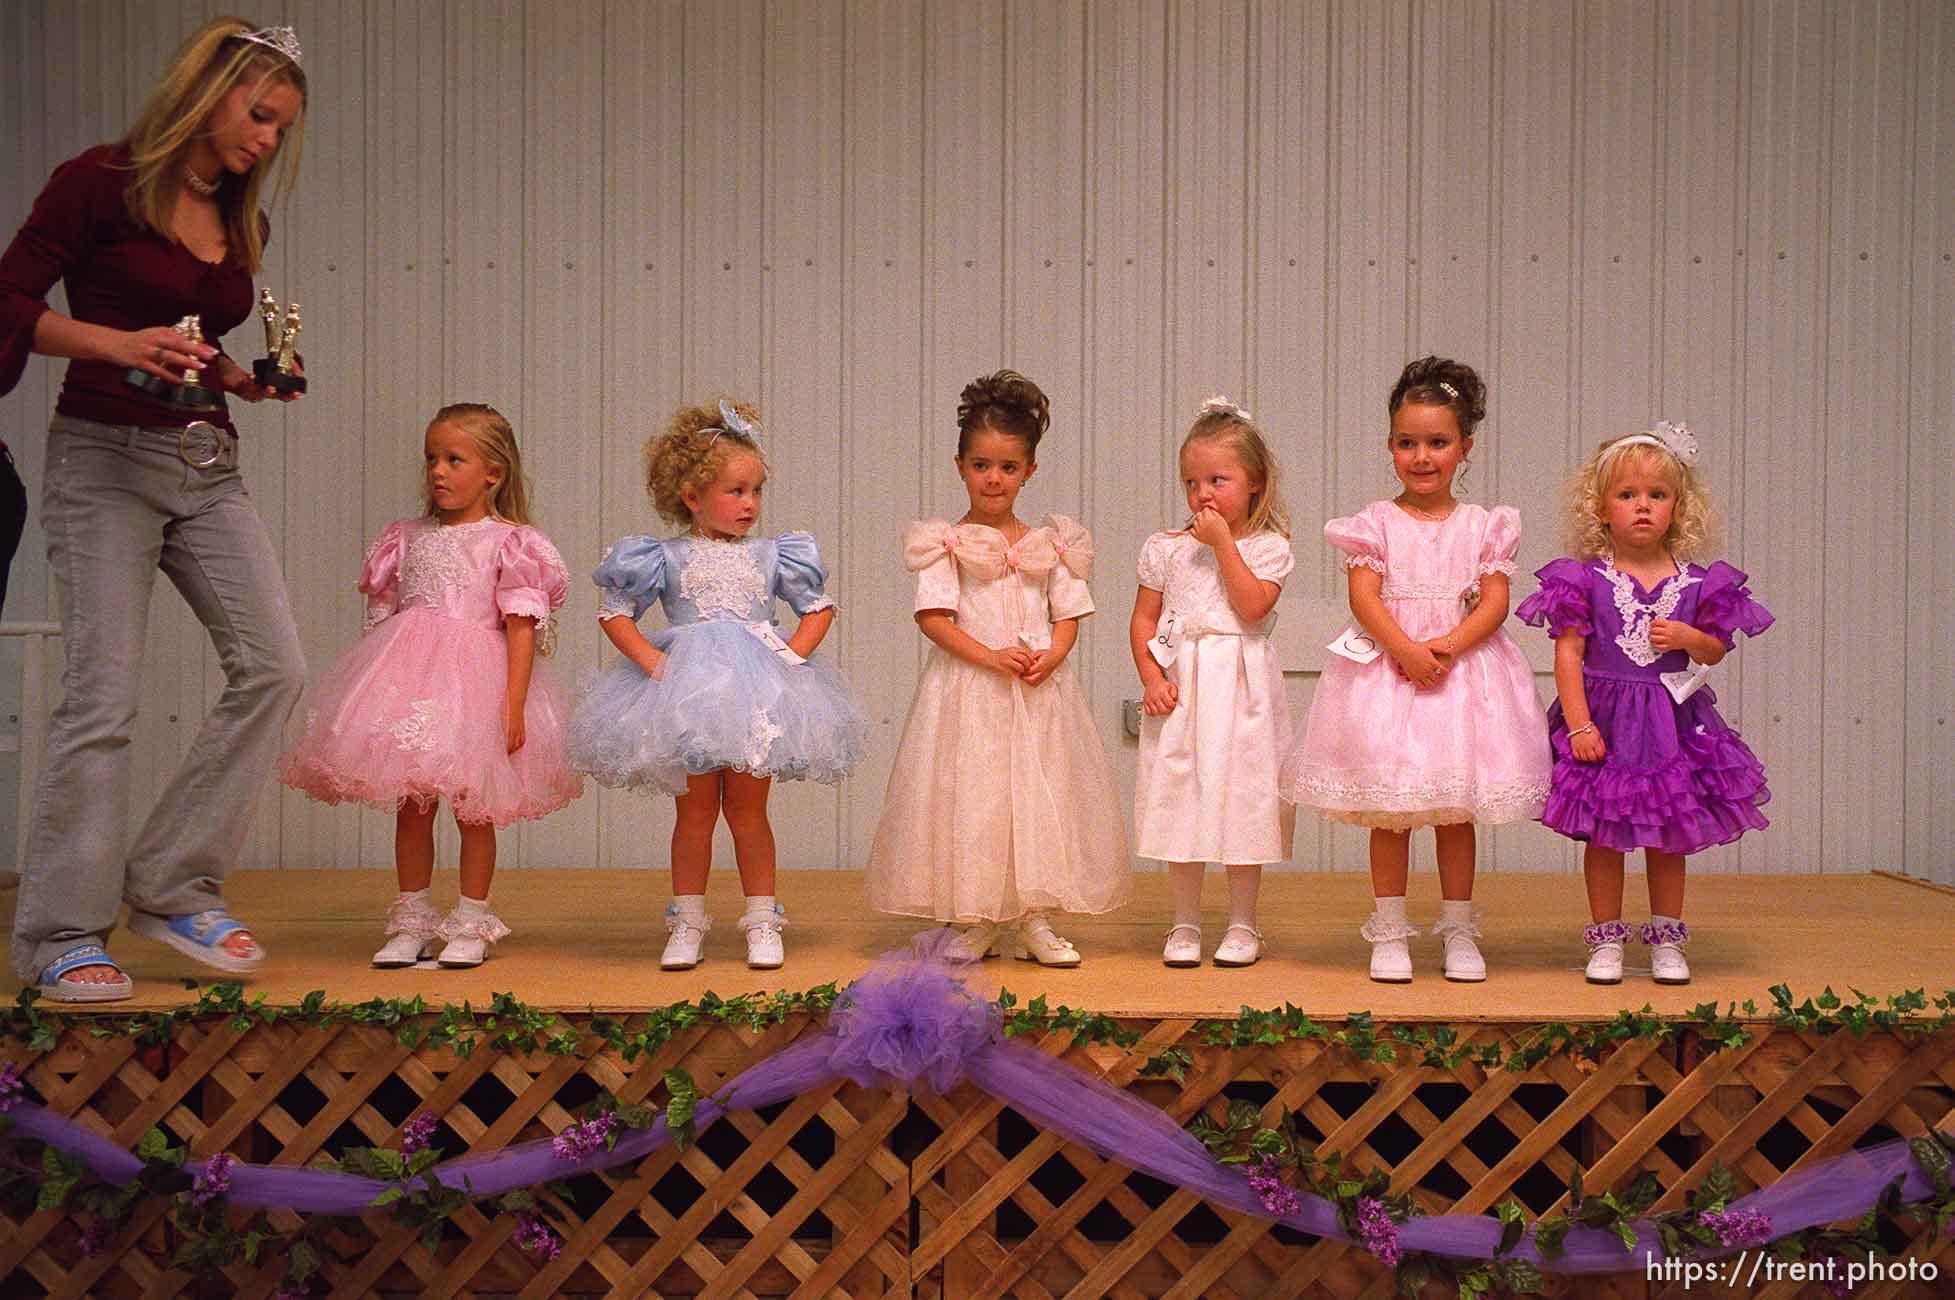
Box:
[1280,358,1551,984]
[867,371,1131,964]
[281,404,581,968]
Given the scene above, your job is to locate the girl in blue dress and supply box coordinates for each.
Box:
[567,399,864,970]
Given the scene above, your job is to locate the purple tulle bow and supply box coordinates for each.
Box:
[826,929,1000,1093]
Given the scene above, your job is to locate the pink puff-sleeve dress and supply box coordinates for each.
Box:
[280,516,583,826]
[1280,501,1551,830]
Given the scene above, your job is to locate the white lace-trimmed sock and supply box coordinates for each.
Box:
[672,894,707,921]
[742,895,778,921]
[397,888,432,906]
[1374,895,1409,924]
[454,894,489,918]
[1438,899,1474,926]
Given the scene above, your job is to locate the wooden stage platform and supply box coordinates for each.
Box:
[5,869,1951,1016]
[4,871,1953,1298]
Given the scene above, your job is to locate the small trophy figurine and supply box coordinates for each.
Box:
[124,315,221,411]
[252,288,307,393]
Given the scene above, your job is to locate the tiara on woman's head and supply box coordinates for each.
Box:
[1199,394,1252,422]
[237,25,302,66]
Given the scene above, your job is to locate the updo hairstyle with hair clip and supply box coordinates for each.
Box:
[1180,398,1291,538]
[956,369,1050,458]
[643,398,766,527]
[1388,356,1488,439]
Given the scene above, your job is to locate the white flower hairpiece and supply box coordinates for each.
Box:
[1602,419,1699,469]
[237,25,302,66]
[1199,394,1252,422]
[705,398,760,448]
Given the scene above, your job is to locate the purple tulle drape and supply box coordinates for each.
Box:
[5,931,1936,1274]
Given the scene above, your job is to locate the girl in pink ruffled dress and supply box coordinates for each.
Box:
[1280,358,1551,984]
[281,403,581,968]
[1515,422,1771,987]
[867,371,1131,964]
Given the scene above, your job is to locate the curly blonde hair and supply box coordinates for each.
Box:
[1564,437,1718,561]
[644,399,766,526]
[1180,409,1291,538]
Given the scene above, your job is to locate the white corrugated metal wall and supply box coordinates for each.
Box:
[1,0,1949,881]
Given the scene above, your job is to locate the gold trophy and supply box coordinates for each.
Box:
[252,288,307,394]
[124,314,221,410]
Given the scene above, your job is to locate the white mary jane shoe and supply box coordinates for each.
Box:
[1583,921,1631,985]
[373,896,442,968]
[434,904,510,969]
[1361,911,1418,983]
[944,922,1001,963]
[1212,924,1263,968]
[373,931,434,968]
[1162,924,1202,968]
[661,905,710,970]
[1642,919,1692,985]
[1011,914,1082,967]
[1432,912,1487,983]
[740,905,788,970]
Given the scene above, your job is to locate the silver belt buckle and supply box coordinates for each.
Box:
[177,420,224,469]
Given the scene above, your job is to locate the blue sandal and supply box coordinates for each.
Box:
[127,909,265,975]
[37,943,134,1003]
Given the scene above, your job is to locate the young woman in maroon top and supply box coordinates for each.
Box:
[0,18,310,999]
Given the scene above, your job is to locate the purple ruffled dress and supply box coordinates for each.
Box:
[1515,557,1773,854]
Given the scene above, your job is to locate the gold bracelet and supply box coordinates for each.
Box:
[1566,722,1596,739]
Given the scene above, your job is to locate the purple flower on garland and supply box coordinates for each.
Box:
[0,1059,22,1112]
[400,1111,438,1157]
[513,1209,561,1261]
[1700,1206,1773,1248]
[551,1111,616,1161]
[1356,1196,1402,1267]
[1246,1155,1302,1218]
[76,1217,114,1257]
[274,1284,312,1300]
[191,1151,235,1206]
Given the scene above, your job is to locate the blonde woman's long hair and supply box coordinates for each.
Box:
[1180,409,1291,538]
[1564,438,1718,561]
[120,16,307,275]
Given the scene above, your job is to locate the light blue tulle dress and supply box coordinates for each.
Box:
[566,532,865,794]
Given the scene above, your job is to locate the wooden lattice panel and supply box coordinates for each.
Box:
[4,1020,1951,1298]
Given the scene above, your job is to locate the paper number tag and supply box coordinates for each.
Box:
[1146,630,1176,669]
[1326,626,1384,665]
[746,622,806,666]
[1660,661,1712,704]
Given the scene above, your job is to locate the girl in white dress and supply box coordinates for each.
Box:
[1130,397,1295,968]
[867,370,1132,964]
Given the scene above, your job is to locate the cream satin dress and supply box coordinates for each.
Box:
[867,515,1133,923]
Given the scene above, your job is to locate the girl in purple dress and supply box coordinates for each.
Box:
[1516,423,1772,986]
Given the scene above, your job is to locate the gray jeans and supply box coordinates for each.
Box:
[10,414,306,979]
